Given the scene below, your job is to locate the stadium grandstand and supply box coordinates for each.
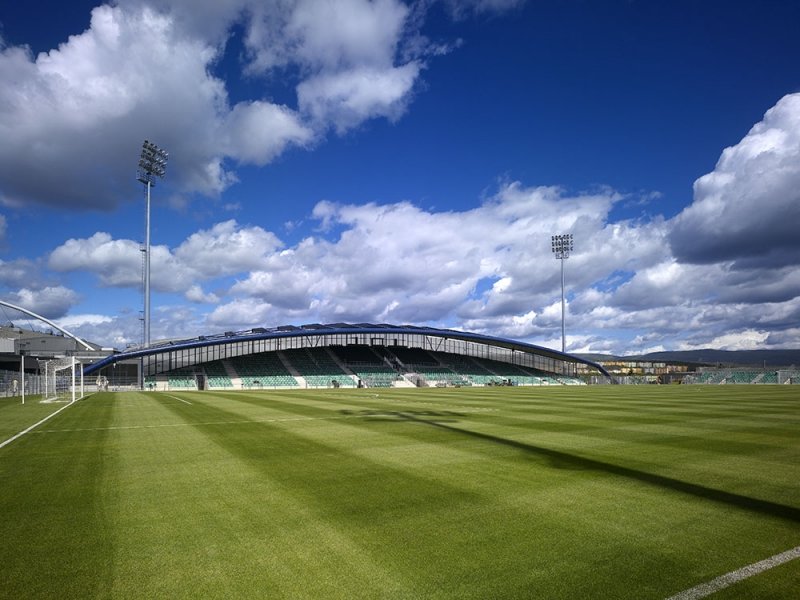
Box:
[4,301,797,393]
[83,323,613,391]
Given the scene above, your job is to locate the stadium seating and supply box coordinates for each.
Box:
[470,356,553,386]
[203,360,233,388]
[281,348,355,388]
[166,367,197,389]
[389,346,438,366]
[756,372,778,384]
[328,346,400,387]
[683,369,792,385]
[430,352,501,385]
[726,371,757,384]
[230,353,298,388]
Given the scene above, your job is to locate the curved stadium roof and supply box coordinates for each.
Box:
[83,322,611,378]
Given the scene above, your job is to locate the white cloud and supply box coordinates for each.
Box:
[0,2,414,210]
[678,329,770,352]
[1,0,528,211]
[48,220,284,295]
[246,0,422,134]
[670,93,800,268]
[286,0,409,70]
[185,285,220,304]
[223,101,313,165]
[7,286,79,319]
[243,0,409,72]
[48,232,143,287]
[0,5,235,207]
[55,313,113,329]
[173,220,283,278]
[207,297,275,329]
[209,183,669,341]
[126,0,250,43]
[298,63,420,132]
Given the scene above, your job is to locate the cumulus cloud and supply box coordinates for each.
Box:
[7,286,79,319]
[185,285,220,304]
[207,297,277,329]
[1,5,230,207]
[48,232,143,287]
[0,1,417,210]
[247,0,422,133]
[223,101,313,165]
[207,184,671,337]
[243,0,409,72]
[173,219,283,277]
[48,220,282,294]
[670,93,800,268]
[298,63,420,132]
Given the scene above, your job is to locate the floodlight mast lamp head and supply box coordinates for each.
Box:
[551,233,574,260]
[137,140,169,185]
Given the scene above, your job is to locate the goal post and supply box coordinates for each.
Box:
[42,357,84,403]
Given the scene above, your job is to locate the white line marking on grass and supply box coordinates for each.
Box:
[0,399,79,450]
[164,394,192,405]
[666,545,800,600]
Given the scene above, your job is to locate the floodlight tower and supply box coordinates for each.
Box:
[137,140,168,350]
[551,233,574,353]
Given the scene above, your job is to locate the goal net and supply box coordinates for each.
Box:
[42,357,84,403]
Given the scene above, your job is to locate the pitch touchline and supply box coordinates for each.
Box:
[665,545,800,600]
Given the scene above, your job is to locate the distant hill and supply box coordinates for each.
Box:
[577,349,800,367]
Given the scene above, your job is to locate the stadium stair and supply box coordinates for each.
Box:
[222,359,243,389]
[277,351,306,388]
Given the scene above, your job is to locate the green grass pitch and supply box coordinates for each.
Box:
[1,386,798,598]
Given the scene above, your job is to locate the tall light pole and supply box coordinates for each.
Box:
[137,140,168,351]
[551,233,574,353]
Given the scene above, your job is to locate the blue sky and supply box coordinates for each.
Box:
[1,0,799,354]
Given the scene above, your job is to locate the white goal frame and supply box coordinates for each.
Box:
[43,357,85,403]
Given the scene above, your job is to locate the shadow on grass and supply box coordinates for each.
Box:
[339,408,465,423]
[361,410,800,524]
